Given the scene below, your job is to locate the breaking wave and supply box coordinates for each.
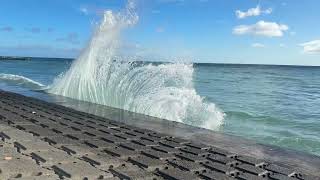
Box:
[0,73,45,90]
[0,0,225,130]
[48,0,224,129]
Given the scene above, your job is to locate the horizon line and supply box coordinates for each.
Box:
[1,55,320,67]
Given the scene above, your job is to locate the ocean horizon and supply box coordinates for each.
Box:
[3,55,320,67]
[1,56,320,157]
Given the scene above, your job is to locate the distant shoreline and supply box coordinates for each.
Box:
[0,56,73,61]
[0,56,31,61]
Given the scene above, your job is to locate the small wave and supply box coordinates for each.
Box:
[0,73,45,90]
[226,111,290,126]
[226,111,253,119]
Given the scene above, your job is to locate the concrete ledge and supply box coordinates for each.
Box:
[0,89,320,179]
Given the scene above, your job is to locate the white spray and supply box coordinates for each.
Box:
[48,0,224,130]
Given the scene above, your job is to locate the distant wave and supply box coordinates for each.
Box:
[0,73,45,90]
[225,111,290,126]
[226,111,253,119]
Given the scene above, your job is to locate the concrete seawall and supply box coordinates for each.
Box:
[0,89,319,179]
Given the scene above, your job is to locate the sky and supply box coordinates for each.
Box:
[0,0,320,65]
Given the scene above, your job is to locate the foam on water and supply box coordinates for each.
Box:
[0,73,45,90]
[46,0,225,129]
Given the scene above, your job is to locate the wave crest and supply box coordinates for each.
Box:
[0,73,45,90]
[47,0,225,129]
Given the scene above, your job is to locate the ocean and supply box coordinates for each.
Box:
[0,58,320,156]
[1,2,319,158]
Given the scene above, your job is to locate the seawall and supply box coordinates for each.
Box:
[0,89,319,179]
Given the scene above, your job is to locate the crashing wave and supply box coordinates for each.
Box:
[47,0,225,130]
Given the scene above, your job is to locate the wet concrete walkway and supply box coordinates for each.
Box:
[0,90,319,179]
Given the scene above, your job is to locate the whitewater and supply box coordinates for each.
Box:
[46,1,225,130]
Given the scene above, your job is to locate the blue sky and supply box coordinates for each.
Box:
[0,0,320,65]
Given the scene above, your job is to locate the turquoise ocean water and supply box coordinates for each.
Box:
[0,58,320,156]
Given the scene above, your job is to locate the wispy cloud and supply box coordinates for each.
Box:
[300,40,320,54]
[0,26,14,32]
[252,43,265,48]
[26,27,41,34]
[236,6,272,19]
[56,32,79,44]
[233,21,288,37]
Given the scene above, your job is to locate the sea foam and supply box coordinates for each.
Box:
[48,0,225,130]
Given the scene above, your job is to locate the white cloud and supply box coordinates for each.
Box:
[236,6,272,19]
[252,43,265,48]
[300,40,320,54]
[233,21,289,37]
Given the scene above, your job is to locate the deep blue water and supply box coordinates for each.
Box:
[1,58,320,156]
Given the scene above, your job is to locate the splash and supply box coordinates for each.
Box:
[48,0,224,129]
[0,73,45,90]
